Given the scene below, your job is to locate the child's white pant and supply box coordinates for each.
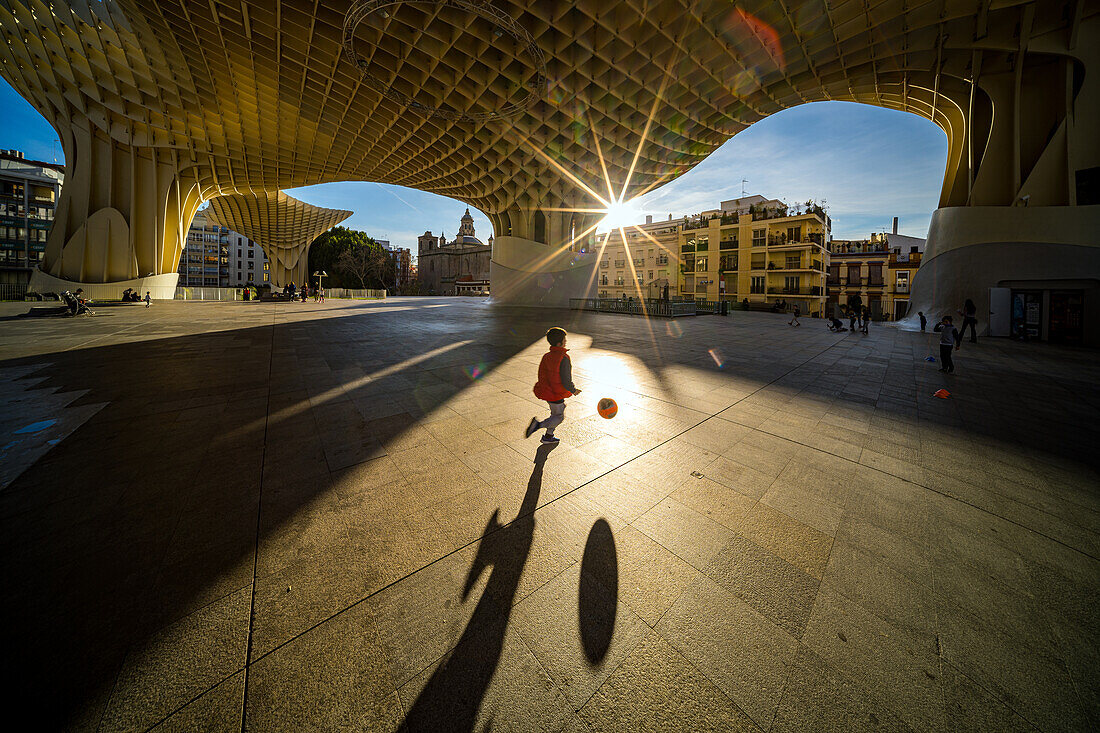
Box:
[537,401,566,435]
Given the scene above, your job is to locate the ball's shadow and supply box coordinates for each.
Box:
[579,517,618,665]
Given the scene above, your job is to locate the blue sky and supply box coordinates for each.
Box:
[0,78,945,248]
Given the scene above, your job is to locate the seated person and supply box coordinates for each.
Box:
[828,316,847,331]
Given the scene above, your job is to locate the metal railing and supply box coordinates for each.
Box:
[0,283,29,300]
[569,298,696,317]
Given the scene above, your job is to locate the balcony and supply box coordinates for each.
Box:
[614,260,626,268]
[895,283,910,293]
[633,258,645,266]
[719,239,738,250]
[768,286,823,296]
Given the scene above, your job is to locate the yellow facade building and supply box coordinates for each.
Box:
[677,196,831,316]
[594,215,684,300]
[827,226,925,320]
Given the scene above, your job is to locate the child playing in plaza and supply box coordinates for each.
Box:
[526,327,581,444]
[934,315,961,373]
[144,291,151,308]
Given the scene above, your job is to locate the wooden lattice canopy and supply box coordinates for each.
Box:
[206,191,352,287]
[0,1,1094,283]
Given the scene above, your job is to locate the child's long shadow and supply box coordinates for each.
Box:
[403,443,555,732]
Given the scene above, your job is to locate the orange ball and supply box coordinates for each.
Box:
[597,397,618,419]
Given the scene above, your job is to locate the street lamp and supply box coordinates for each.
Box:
[313,270,327,295]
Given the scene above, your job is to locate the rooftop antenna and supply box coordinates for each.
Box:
[741,178,748,197]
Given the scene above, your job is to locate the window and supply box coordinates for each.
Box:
[237,273,242,281]
[248,249,254,258]
[648,271,653,280]
[846,264,861,285]
[600,275,608,285]
[720,233,738,249]
[263,262,269,271]
[696,257,707,272]
[785,255,800,269]
[786,226,801,242]
[784,276,800,293]
[237,249,242,258]
[695,235,709,251]
[752,229,765,247]
[751,276,765,294]
[868,263,884,286]
[247,262,254,270]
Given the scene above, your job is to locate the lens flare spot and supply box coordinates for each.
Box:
[597,199,644,232]
[665,321,682,338]
[464,363,486,380]
[708,348,725,369]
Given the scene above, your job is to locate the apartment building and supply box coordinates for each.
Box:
[179,210,270,288]
[677,195,831,315]
[0,150,63,284]
[593,214,684,299]
[827,219,924,320]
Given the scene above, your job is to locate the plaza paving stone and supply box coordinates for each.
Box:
[0,296,1097,732]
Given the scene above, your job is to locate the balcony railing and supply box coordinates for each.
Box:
[570,298,696,318]
[768,286,823,296]
[655,256,669,265]
[895,283,910,293]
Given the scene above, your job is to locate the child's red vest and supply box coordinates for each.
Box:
[533,346,573,401]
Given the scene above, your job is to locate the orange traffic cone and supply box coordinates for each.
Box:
[933,389,950,399]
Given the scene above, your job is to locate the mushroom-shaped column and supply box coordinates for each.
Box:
[205,192,352,288]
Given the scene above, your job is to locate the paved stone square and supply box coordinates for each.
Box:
[0,297,1097,732]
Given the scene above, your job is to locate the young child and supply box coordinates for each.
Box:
[788,305,801,327]
[526,327,581,444]
[934,315,961,373]
[144,291,151,308]
[918,311,927,332]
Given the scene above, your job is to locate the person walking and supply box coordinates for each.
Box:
[934,315,961,373]
[525,327,581,445]
[960,298,978,343]
[144,291,151,308]
[861,305,870,334]
[788,304,801,327]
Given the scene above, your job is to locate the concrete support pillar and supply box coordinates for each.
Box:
[900,205,1100,338]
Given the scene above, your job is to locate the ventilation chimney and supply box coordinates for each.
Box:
[646,215,653,224]
[892,217,898,234]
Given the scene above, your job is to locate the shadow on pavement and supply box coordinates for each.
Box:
[403,442,554,732]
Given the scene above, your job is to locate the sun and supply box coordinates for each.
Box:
[596,198,644,232]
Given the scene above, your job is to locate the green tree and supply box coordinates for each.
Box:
[309,226,392,288]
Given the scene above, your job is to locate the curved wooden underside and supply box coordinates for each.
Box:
[205,192,352,288]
